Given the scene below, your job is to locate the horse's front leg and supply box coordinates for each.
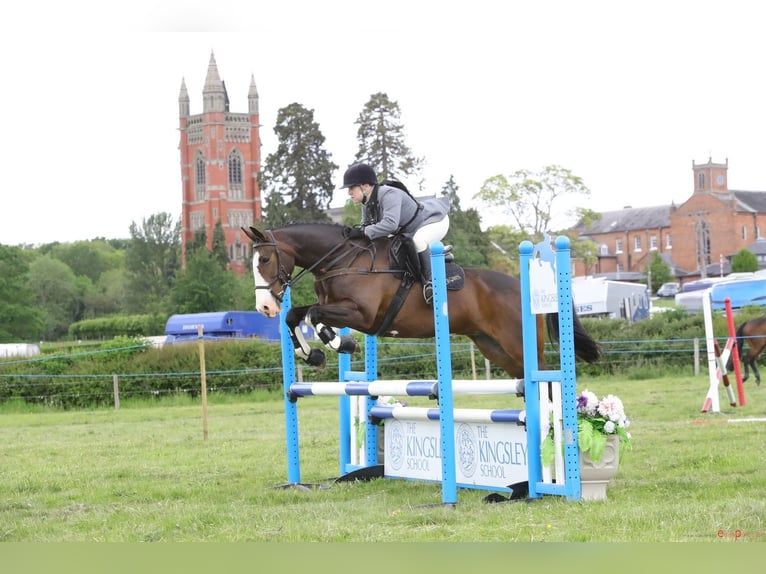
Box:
[284,305,327,367]
[305,305,363,357]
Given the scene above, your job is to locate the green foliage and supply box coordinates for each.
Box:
[441,175,490,268]
[211,221,229,269]
[68,314,167,340]
[475,165,590,236]
[485,225,528,275]
[648,251,672,292]
[26,255,83,340]
[168,249,237,314]
[341,200,362,226]
[731,248,759,272]
[354,92,424,185]
[124,212,181,314]
[261,102,337,225]
[0,244,43,341]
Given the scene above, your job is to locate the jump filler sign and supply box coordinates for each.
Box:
[383,419,528,488]
[382,237,560,491]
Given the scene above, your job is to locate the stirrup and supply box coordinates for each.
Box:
[423,282,433,304]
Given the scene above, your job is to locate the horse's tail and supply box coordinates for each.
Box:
[546,306,601,364]
[727,322,747,370]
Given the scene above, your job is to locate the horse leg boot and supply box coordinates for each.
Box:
[418,250,433,304]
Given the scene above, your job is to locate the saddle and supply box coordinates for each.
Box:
[373,236,465,337]
[389,235,465,291]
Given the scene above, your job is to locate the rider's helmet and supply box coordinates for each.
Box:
[340,163,377,188]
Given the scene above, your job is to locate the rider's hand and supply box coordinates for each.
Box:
[343,226,366,240]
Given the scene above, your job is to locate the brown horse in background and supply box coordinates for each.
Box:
[241,222,600,379]
[727,317,766,386]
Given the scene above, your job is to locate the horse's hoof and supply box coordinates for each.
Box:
[306,348,326,367]
[338,334,360,354]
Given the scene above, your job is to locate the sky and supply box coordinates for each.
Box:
[2,0,765,246]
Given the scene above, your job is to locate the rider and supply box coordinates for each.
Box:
[339,163,450,303]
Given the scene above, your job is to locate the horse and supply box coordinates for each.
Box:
[727,316,766,386]
[241,222,600,379]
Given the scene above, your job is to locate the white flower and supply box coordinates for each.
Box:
[597,394,625,421]
[577,390,599,416]
[604,420,616,433]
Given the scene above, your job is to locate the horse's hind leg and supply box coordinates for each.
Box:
[752,357,761,386]
[742,355,751,383]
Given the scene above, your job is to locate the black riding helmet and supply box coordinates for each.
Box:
[341,163,377,188]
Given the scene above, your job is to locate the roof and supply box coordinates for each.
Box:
[733,190,766,213]
[576,205,671,235]
[164,311,279,339]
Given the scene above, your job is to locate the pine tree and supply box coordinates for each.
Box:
[354,92,424,186]
[262,103,337,225]
[441,175,490,268]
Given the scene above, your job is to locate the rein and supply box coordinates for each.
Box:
[257,230,394,297]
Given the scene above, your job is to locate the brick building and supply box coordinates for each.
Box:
[178,52,262,275]
[574,158,766,283]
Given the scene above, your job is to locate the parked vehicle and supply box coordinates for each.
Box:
[656,282,680,298]
[572,277,650,321]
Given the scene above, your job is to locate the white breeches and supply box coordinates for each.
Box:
[412,215,450,253]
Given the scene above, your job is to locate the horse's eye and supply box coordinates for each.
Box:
[259,255,270,264]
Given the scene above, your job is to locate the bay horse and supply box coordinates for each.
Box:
[727,316,766,386]
[241,223,600,379]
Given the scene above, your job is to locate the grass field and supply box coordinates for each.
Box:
[0,374,764,543]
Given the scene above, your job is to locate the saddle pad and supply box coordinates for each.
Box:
[444,262,465,291]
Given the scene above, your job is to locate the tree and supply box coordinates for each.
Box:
[261,103,337,225]
[83,267,128,318]
[647,252,672,293]
[440,175,490,268]
[46,240,123,285]
[26,255,83,340]
[731,248,759,273]
[475,165,591,239]
[354,92,424,186]
[211,220,229,269]
[0,244,43,341]
[124,212,181,314]
[168,248,237,314]
[554,229,601,277]
[484,226,529,275]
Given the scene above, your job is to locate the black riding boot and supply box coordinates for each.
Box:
[418,250,433,304]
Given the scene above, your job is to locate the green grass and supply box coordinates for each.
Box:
[0,376,764,542]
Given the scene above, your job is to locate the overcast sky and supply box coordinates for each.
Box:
[2,0,763,245]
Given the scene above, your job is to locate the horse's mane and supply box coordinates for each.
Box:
[275,221,346,231]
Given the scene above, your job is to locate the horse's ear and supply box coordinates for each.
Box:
[242,226,267,243]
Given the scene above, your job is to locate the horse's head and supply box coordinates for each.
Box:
[242,226,295,318]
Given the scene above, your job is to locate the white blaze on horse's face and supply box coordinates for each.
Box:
[252,247,282,318]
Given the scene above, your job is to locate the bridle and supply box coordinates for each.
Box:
[253,230,364,303]
[252,231,293,303]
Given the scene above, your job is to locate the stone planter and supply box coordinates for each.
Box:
[579,434,620,501]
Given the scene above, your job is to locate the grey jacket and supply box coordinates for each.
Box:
[361,184,450,240]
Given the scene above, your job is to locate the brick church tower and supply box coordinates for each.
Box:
[178,52,262,275]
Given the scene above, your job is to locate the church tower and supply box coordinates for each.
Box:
[178,52,262,274]
[692,157,728,194]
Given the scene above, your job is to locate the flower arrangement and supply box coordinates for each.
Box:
[542,389,632,467]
